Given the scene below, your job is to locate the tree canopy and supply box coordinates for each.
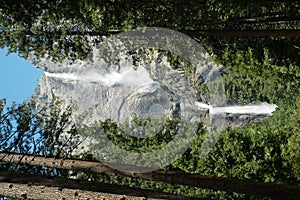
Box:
[1,0,299,62]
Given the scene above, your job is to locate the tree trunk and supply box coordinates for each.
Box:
[183,30,300,37]
[0,169,200,200]
[2,29,300,38]
[38,29,300,37]
[1,153,300,200]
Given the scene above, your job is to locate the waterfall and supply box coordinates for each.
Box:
[44,72,81,81]
[195,101,278,116]
[34,41,279,170]
[44,66,155,87]
[44,71,123,86]
[44,71,278,117]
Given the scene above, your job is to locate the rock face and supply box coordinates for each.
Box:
[31,46,274,132]
[29,44,276,164]
[31,48,216,126]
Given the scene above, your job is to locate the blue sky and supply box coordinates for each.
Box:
[0,48,43,106]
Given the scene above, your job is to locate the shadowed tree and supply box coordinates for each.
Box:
[0,0,299,62]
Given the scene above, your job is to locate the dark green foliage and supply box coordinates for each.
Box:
[171,92,300,184]
[0,99,83,194]
[101,118,180,152]
[0,99,43,154]
[0,98,79,158]
[218,48,300,103]
[0,0,95,61]
[1,0,299,62]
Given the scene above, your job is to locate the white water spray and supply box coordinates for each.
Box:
[44,67,155,87]
[44,72,81,81]
[195,101,278,116]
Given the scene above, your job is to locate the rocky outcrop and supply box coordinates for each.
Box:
[32,48,215,127]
